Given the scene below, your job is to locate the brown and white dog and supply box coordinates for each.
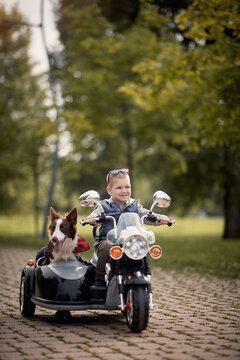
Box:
[44,207,79,264]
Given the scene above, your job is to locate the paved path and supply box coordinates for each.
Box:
[0,247,239,360]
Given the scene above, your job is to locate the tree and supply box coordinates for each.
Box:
[53,0,239,239]
[120,0,240,237]
[55,0,181,196]
[176,0,240,238]
[0,5,51,232]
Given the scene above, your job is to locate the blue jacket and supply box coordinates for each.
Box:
[95,198,139,241]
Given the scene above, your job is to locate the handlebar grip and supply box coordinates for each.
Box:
[96,214,106,223]
[167,220,175,227]
[80,215,107,226]
[146,214,158,222]
[80,220,89,226]
[146,214,175,226]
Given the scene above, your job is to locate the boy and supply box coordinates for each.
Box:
[87,169,170,287]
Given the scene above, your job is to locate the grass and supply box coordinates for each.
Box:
[0,215,239,278]
[149,217,240,278]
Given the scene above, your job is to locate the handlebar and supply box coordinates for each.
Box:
[80,215,106,226]
[81,214,175,227]
[80,215,118,239]
[167,219,175,227]
[80,219,94,226]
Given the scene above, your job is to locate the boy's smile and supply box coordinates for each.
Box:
[107,176,131,207]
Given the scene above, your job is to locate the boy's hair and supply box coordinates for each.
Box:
[107,172,130,188]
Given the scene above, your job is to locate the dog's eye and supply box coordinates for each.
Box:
[60,222,69,232]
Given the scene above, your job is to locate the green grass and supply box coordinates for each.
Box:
[150,217,240,278]
[0,215,239,278]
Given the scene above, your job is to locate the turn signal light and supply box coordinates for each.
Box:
[110,246,123,260]
[149,245,162,259]
[27,259,34,266]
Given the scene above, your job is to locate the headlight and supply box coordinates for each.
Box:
[123,236,149,260]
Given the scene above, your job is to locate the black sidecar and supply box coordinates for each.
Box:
[19,257,122,317]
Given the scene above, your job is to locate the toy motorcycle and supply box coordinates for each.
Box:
[19,190,174,332]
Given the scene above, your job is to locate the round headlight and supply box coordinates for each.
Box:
[123,236,149,260]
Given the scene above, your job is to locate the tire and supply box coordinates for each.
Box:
[125,286,149,333]
[55,310,72,323]
[19,273,36,317]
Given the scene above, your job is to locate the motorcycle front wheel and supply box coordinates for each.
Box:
[125,286,149,333]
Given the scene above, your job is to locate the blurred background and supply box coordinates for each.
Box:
[0,0,239,276]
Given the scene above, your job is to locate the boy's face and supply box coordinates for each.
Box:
[107,175,131,207]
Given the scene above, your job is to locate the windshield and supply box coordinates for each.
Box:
[107,212,155,245]
[47,260,87,280]
[107,213,141,244]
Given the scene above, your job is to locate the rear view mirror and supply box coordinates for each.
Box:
[149,191,171,212]
[153,191,171,208]
[79,190,100,207]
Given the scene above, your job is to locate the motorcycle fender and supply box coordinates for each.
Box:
[22,266,35,297]
[105,275,121,308]
[124,277,149,286]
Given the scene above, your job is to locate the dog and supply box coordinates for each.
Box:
[44,207,89,264]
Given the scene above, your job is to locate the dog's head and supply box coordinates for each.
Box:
[48,207,77,254]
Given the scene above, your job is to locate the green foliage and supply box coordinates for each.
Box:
[0,5,53,216]
[118,0,240,234]
[52,0,240,230]
[56,0,186,200]
[1,0,239,238]
[174,0,240,154]
[176,0,240,43]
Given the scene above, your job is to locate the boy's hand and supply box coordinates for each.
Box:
[156,215,170,225]
[86,214,99,227]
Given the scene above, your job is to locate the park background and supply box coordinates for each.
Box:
[0,0,239,278]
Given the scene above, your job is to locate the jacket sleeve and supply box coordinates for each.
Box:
[137,202,160,226]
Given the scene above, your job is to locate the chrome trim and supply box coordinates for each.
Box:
[117,275,125,311]
[149,293,154,309]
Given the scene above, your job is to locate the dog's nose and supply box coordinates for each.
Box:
[52,237,58,243]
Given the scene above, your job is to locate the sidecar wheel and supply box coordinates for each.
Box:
[125,286,149,333]
[19,274,35,317]
[55,310,72,323]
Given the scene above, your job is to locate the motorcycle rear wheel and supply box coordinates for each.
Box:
[125,286,149,333]
[19,274,36,317]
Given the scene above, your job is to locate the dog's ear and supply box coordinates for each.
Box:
[66,207,77,225]
[50,207,61,221]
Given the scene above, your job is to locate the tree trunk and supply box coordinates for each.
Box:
[124,117,134,196]
[223,150,240,239]
[33,158,40,236]
[42,144,59,239]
